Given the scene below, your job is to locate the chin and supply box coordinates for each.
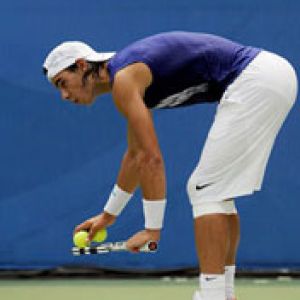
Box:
[87,96,96,105]
[79,97,94,105]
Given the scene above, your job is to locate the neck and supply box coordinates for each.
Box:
[94,63,112,96]
[95,82,112,95]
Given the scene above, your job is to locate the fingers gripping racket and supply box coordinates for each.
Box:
[72,241,158,256]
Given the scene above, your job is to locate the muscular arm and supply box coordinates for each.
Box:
[74,64,165,244]
[116,124,141,193]
[113,63,166,200]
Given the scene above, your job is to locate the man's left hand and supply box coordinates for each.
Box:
[126,229,160,252]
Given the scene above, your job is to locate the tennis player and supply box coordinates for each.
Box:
[43,32,297,300]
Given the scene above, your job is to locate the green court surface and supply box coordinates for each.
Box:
[0,278,299,300]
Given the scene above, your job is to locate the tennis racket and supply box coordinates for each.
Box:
[72,241,158,256]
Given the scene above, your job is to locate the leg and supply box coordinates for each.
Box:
[225,212,240,300]
[194,213,229,274]
[190,51,297,300]
[194,211,240,272]
[191,200,238,300]
[226,213,240,265]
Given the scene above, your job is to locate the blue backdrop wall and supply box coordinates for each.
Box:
[0,0,299,271]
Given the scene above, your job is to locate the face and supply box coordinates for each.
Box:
[52,65,96,105]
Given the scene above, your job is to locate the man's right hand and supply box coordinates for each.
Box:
[73,212,116,242]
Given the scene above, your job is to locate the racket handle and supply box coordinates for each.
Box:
[136,241,158,252]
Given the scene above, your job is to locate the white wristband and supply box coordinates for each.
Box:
[104,185,133,216]
[143,199,167,230]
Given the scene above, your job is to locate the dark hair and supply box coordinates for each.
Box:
[43,67,48,76]
[67,61,107,86]
[65,63,78,72]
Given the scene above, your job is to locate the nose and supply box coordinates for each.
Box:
[61,89,70,100]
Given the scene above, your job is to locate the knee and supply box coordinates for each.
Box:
[187,173,238,219]
[192,200,238,219]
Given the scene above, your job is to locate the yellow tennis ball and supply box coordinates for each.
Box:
[93,228,107,243]
[73,230,89,248]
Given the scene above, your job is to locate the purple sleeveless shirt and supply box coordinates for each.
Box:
[108,31,260,109]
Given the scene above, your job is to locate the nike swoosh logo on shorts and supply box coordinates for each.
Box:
[195,183,213,190]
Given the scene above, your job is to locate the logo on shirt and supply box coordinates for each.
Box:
[155,83,209,108]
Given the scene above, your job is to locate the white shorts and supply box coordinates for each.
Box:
[187,51,298,208]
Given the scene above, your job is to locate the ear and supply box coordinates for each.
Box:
[98,63,108,82]
[75,59,89,71]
